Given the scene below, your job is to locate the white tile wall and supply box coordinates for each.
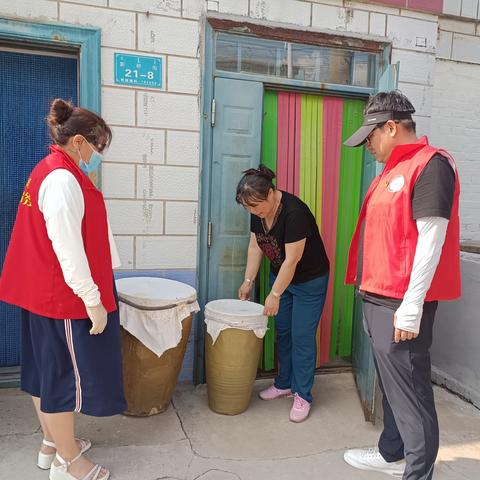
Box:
[138,15,199,57]
[369,13,386,36]
[397,82,433,117]
[250,0,311,27]
[59,3,136,49]
[167,57,200,94]
[136,236,197,268]
[166,131,200,166]
[101,88,136,126]
[110,0,182,17]
[137,92,200,130]
[430,59,480,240]
[387,15,437,53]
[443,0,462,16]
[312,5,369,34]
[102,163,136,198]
[61,0,107,6]
[0,0,58,20]
[311,0,344,7]
[106,199,164,234]
[113,236,135,269]
[451,33,480,63]
[399,9,438,22]
[439,18,476,35]
[136,165,199,201]
[165,202,198,234]
[345,1,400,15]
[461,0,479,19]
[413,115,431,138]
[436,31,454,59]
[107,127,166,165]
[392,50,435,85]
[182,0,205,19]
[218,0,249,16]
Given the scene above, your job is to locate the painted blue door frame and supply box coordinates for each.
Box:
[0,18,101,385]
[195,21,394,415]
[0,18,101,112]
[1,50,78,368]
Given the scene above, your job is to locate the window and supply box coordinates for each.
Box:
[215,32,378,88]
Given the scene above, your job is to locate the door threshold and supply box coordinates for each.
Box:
[0,367,20,389]
[257,362,352,379]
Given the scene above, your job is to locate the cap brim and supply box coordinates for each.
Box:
[344,124,376,147]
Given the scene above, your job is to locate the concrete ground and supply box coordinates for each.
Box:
[1,373,479,480]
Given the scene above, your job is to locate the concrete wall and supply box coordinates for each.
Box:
[431,253,480,408]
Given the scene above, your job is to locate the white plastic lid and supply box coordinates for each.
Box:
[205,299,265,321]
[116,277,197,309]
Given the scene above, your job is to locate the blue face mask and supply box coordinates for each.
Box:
[79,141,103,174]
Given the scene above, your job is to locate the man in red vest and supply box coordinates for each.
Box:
[342,91,461,480]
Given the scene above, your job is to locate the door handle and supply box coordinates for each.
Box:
[207,222,213,248]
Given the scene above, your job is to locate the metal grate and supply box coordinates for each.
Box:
[0,50,78,366]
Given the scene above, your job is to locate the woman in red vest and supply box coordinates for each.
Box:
[0,99,126,480]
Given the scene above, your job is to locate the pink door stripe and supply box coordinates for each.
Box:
[319,97,343,365]
[277,92,301,193]
[294,95,301,196]
[277,92,290,191]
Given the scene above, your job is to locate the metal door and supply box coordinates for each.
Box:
[0,48,78,367]
[206,77,264,301]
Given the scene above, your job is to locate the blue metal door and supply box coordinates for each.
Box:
[0,49,78,367]
[206,78,264,302]
[352,63,399,420]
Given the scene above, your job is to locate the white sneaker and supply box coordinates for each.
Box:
[343,446,406,477]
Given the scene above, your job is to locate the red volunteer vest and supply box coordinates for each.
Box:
[346,137,461,301]
[0,145,116,319]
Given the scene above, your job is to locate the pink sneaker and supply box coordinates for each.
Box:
[258,384,292,400]
[289,393,311,422]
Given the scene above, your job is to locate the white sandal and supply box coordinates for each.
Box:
[38,438,92,470]
[49,451,110,480]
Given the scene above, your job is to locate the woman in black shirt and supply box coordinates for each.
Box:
[236,165,329,423]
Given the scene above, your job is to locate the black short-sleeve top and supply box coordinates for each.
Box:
[250,191,330,284]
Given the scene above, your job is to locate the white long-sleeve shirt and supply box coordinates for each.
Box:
[38,169,120,307]
[394,216,449,333]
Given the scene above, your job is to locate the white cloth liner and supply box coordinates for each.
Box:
[204,299,268,344]
[116,277,199,357]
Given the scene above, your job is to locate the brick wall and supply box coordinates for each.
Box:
[430,59,480,241]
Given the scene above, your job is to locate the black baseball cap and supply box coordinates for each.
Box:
[344,110,415,147]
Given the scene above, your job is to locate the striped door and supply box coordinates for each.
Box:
[258,91,365,370]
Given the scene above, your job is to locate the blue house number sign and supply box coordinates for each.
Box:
[114,53,163,88]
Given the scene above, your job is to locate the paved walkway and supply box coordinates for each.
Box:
[1,373,479,479]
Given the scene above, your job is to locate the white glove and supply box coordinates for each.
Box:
[85,303,108,335]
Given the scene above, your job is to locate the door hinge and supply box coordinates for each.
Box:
[211,98,216,127]
[207,221,213,248]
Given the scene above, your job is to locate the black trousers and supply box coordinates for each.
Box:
[362,300,439,480]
